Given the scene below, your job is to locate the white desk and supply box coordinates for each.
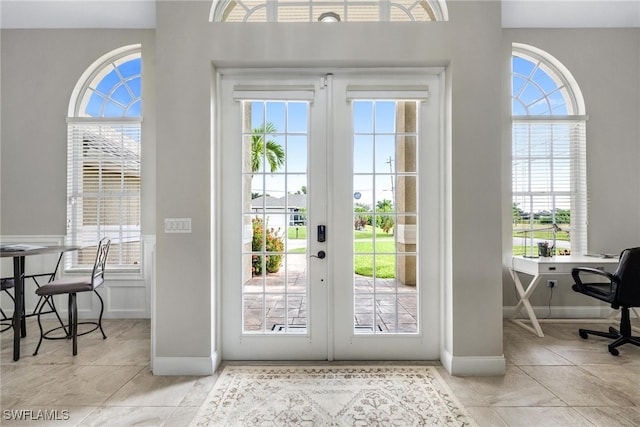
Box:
[509,255,622,337]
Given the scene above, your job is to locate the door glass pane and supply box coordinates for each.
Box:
[352,100,419,335]
[375,135,396,173]
[287,136,308,173]
[353,135,374,173]
[242,100,309,334]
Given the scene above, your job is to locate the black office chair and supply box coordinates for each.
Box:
[1,279,16,332]
[571,247,640,356]
[33,238,110,356]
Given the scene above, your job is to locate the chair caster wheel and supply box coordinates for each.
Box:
[608,347,619,356]
[579,330,588,339]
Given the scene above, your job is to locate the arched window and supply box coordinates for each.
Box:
[210,0,448,22]
[512,43,587,257]
[67,45,142,270]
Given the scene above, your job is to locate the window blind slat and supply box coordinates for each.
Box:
[67,122,142,269]
[512,121,587,256]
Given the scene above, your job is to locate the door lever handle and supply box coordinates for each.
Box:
[311,250,326,259]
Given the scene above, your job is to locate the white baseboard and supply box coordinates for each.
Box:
[503,305,613,319]
[441,349,506,376]
[152,352,220,376]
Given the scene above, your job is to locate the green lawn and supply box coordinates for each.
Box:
[285,225,396,278]
[354,254,395,278]
[354,227,395,278]
[288,226,307,240]
[512,226,570,241]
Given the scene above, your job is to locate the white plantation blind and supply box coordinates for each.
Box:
[67,120,142,270]
[512,118,587,256]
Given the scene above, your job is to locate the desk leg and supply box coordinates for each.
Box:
[510,269,544,337]
[12,256,23,361]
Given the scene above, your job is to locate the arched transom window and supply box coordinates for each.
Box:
[67,45,142,271]
[210,0,448,22]
[73,48,141,118]
[511,43,588,257]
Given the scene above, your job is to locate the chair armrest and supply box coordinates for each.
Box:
[571,267,617,293]
[572,267,615,280]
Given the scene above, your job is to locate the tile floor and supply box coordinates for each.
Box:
[1,319,639,426]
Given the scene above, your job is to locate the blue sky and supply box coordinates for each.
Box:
[512,55,567,116]
[86,57,142,118]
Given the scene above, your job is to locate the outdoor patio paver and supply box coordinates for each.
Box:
[242,256,418,333]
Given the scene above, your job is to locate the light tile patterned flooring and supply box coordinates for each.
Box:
[1,319,640,426]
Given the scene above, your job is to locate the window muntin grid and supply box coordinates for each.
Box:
[512,47,578,117]
[352,100,419,334]
[67,46,142,271]
[76,52,142,118]
[211,0,447,22]
[511,44,587,257]
[241,100,310,334]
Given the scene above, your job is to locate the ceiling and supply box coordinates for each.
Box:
[1,0,639,29]
[0,0,157,29]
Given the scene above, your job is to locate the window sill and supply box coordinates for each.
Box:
[63,267,144,281]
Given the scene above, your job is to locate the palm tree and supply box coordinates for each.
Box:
[252,122,284,173]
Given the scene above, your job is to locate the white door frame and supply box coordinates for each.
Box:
[215,68,445,361]
[330,70,443,360]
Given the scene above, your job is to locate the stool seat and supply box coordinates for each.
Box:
[36,276,103,296]
[1,278,15,290]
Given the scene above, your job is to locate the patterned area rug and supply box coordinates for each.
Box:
[191,365,477,426]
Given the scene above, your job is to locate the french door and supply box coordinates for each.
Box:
[218,69,442,360]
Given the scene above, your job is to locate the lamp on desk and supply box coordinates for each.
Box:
[515,223,562,258]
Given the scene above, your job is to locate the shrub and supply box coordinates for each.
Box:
[252,217,285,275]
[380,216,394,234]
[354,217,368,230]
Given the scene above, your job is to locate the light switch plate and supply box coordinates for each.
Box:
[164,218,192,233]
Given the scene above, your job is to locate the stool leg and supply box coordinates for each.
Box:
[95,290,107,340]
[33,295,48,356]
[35,292,68,336]
[69,293,78,356]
